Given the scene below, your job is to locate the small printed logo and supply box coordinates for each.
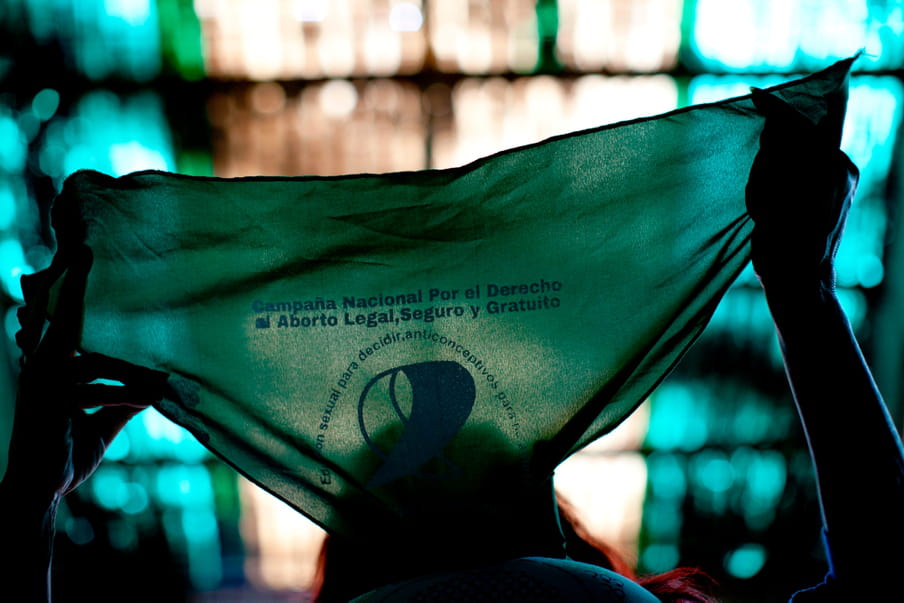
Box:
[357,361,476,488]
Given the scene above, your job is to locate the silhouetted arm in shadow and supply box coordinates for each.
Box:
[747,91,904,600]
[0,246,167,601]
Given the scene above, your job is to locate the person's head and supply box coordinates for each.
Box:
[312,492,718,602]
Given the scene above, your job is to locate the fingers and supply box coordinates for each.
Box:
[751,88,812,132]
[748,88,857,210]
[751,88,837,152]
[65,353,169,408]
[85,405,149,448]
[66,404,149,495]
[68,384,156,408]
[16,268,59,357]
[70,353,169,390]
[746,89,859,288]
[39,245,93,359]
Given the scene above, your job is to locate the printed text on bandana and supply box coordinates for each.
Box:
[251,278,563,330]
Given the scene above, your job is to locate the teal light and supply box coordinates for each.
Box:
[689,449,734,515]
[104,0,152,27]
[688,74,785,105]
[730,393,773,444]
[740,449,786,504]
[686,0,904,72]
[116,408,208,463]
[121,482,150,515]
[153,466,223,590]
[707,288,773,338]
[644,499,683,538]
[0,237,30,301]
[731,447,787,530]
[155,464,213,507]
[16,0,162,81]
[0,180,16,230]
[104,429,131,461]
[641,543,680,574]
[835,202,888,290]
[17,111,41,144]
[4,307,21,343]
[856,253,884,288]
[646,383,709,451]
[724,543,767,579]
[134,408,208,463]
[182,507,217,542]
[31,89,60,122]
[845,78,904,196]
[0,112,26,172]
[40,90,175,186]
[647,452,687,499]
[91,466,131,510]
[181,507,223,590]
[155,466,184,506]
[797,1,869,67]
[692,450,735,494]
[109,140,170,174]
[23,0,64,44]
[836,288,867,330]
[834,77,903,291]
[689,0,798,72]
[65,516,96,545]
[79,0,160,81]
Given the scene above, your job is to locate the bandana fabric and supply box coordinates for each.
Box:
[22,59,853,540]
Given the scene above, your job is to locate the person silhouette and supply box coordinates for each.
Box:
[3,92,902,602]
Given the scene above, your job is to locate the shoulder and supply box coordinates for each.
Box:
[351,556,660,602]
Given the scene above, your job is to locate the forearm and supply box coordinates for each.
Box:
[763,281,904,578]
[0,475,58,601]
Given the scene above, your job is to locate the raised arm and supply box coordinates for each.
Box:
[0,246,167,601]
[746,90,904,600]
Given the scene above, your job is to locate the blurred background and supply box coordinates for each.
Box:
[0,1,902,601]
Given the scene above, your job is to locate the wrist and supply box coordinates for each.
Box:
[758,277,852,343]
[759,274,836,307]
[0,478,58,602]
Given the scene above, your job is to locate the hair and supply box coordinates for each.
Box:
[556,494,719,603]
[311,493,719,603]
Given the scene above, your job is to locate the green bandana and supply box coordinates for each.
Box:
[22,59,853,542]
